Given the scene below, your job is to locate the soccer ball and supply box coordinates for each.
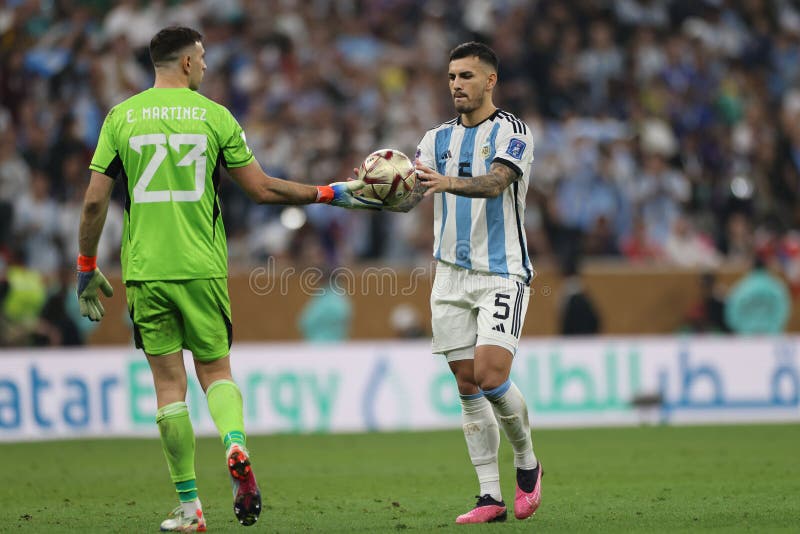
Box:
[356,149,416,206]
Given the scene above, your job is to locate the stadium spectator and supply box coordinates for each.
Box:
[576,20,624,113]
[720,211,756,265]
[662,215,721,269]
[725,256,791,334]
[13,169,61,278]
[559,257,602,336]
[620,216,662,262]
[0,246,46,346]
[389,303,426,339]
[297,269,353,343]
[32,263,83,346]
[632,151,690,246]
[0,126,30,231]
[682,271,729,334]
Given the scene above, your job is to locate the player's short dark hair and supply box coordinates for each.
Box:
[449,42,499,72]
[149,26,203,67]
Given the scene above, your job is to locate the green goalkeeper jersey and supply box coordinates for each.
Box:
[89,88,254,282]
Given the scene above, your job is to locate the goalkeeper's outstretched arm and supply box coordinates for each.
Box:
[227,160,319,205]
[227,160,379,209]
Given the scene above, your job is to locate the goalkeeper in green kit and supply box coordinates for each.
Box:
[77,26,378,531]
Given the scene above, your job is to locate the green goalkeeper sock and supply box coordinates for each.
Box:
[156,402,198,502]
[206,379,246,451]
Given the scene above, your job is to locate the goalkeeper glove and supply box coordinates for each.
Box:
[316,180,383,210]
[77,255,114,322]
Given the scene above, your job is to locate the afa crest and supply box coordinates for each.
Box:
[480,144,491,159]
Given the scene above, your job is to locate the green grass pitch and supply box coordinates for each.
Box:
[1,424,798,532]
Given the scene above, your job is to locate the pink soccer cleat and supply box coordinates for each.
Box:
[514,463,543,520]
[227,444,262,526]
[455,495,507,524]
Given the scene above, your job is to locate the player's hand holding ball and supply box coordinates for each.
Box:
[414,161,452,196]
[316,179,383,209]
[353,149,417,207]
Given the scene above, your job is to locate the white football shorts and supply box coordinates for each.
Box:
[430,261,530,360]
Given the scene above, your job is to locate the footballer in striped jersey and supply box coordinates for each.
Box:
[389,41,542,524]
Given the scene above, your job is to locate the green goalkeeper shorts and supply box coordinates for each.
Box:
[125,278,232,361]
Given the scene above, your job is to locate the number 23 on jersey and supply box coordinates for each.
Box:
[130,133,207,204]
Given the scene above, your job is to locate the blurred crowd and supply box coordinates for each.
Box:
[3,0,800,345]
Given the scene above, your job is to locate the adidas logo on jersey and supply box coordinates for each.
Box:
[492,323,505,333]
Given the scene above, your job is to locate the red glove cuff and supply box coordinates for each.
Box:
[77,254,97,272]
[315,185,334,204]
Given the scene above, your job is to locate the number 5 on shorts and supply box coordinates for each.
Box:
[494,293,510,320]
[492,286,525,339]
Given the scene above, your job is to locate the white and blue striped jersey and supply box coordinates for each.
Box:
[416,109,534,283]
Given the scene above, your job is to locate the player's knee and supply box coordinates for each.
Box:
[476,374,508,393]
[456,382,481,396]
[449,360,479,394]
[152,369,188,391]
[453,371,478,393]
[453,370,479,394]
[474,363,506,391]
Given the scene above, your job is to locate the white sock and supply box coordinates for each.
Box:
[484,380,538,470]
[460,393,502,502]
[180,498,201,518]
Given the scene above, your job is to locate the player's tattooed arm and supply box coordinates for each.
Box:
[450,162,519,198]
[416,161,519,199]
[384,175,428,212]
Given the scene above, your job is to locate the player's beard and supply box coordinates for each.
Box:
[454,92,483,114]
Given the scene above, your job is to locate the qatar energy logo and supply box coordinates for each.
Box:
[0,355,346,437]
[1,338,799,441]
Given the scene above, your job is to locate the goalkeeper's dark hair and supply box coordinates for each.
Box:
[149,26,203,67]
[449,42,499,72]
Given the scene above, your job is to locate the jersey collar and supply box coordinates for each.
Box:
[457,108,501,128]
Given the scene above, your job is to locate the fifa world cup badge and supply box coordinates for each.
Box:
[506,138,526,159]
